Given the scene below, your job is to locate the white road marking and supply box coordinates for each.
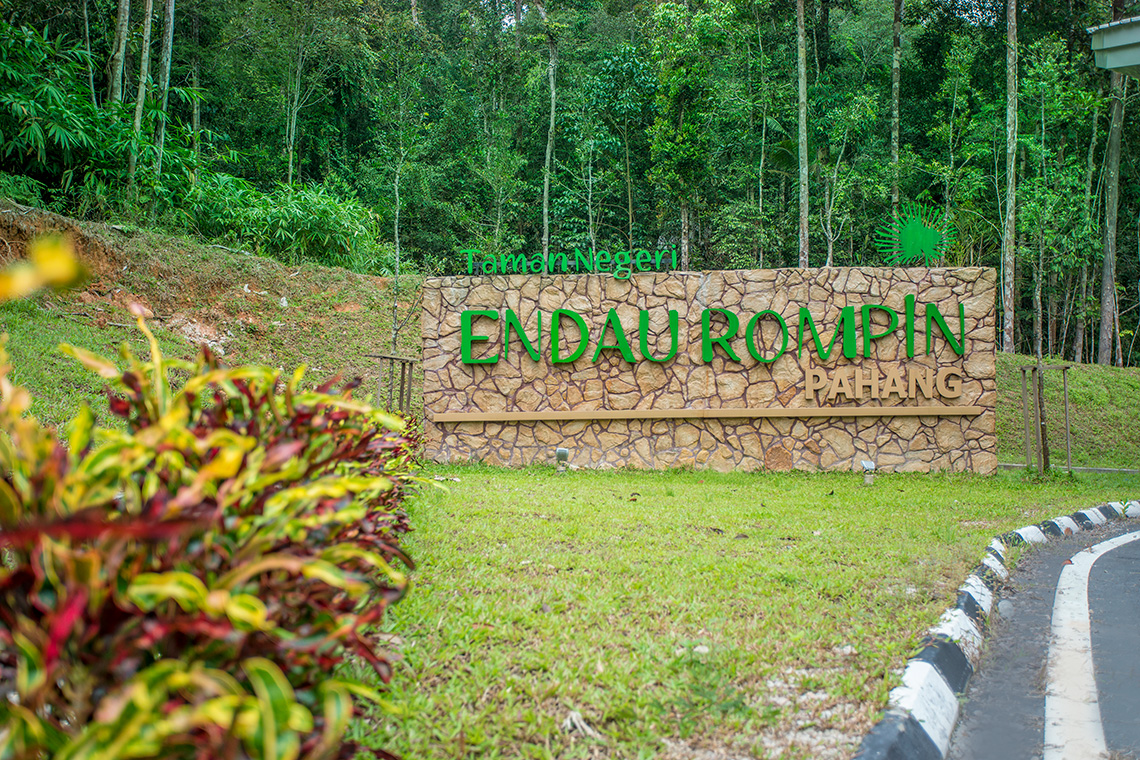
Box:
[1044,529,1140,760]
[1017,525,1048,544]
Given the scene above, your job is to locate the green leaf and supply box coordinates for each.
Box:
[307,683,354,760]
[244,658,306,760]
[127,571,208,612]
[225,594,271,631]
[64,404,94,456]
[14,632,46,695]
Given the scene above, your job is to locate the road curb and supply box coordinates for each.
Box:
[853,500,1140,760]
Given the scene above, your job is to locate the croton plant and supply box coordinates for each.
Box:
[0,239,418,759]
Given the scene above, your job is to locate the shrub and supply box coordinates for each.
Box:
[0,240,416,758]
[189,174,393,275]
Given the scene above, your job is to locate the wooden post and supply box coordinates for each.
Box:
[398,361,407,413]
[404,361,414,413]
[1032,367,1044,475]
[387,360,395,409]
[1026,364,1035,467]
[1063,366,1072,473]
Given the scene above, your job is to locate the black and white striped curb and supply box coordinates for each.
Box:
[853,500,1140,760]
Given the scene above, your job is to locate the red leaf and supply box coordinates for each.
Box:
[44,588,87,665]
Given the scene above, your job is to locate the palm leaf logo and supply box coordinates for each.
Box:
[873,202,956,266]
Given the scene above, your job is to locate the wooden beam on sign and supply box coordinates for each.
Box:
[430,406,985,423]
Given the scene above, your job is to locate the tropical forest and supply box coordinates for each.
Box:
[2,0,1139,365]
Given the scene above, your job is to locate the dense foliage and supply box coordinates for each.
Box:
[3,0,1139,363]
[0,240,416,758]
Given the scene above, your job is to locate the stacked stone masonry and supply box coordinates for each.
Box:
[422,267,997,473]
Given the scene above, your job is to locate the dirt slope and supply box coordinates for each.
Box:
[0,203,422,426]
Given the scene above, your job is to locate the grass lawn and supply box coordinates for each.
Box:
[354,465,1140,760]
[0,295,188,425]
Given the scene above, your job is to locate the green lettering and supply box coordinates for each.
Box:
[551,309,588,363]
[798,306,856,361]
[701,308,742,363]
[925,302,966,355]
[462,248,479,274]
[574,248,594,273]
[635,249,653,271]
[861,304,899,357]
[638,310,679,363]
[550,251,570,272]
[592,308,636,362]
[905,294,916,357]
[596,250,612,272]
[461,310,499,364]
[499,253,527,273]
[504,308,541,361]
[614,250,632,279]
[745,310,789,363]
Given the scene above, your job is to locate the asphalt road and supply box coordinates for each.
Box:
[946,520,1140,760]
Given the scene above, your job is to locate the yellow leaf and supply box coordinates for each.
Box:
[30,237,80,285]
[59,345,121,380]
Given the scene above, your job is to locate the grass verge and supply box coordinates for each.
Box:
[354,465,1140,760]
[995,353,1140,470]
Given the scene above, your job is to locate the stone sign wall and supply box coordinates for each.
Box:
[421,267,997,473]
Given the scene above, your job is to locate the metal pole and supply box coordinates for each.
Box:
[1026,364,1035,467]
[1063,366,1072,473]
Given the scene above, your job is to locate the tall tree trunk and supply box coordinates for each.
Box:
[1076,91,1101,363]
[127,0,155,195]
[1099,70,1125,364]
[1001,0,1017,353]
[680,201,690,269]
[1074,265,1088,362]
[150,0,176,218]
[411,0,419,25]
[624,124,634,249]
[83,0,97,105]
[757,19,767,268]
[797,0,809,268]
[824,178,834,267]
[191,11,200,185]
[891,0,902,215]
[106,0,131,104]
[392,163,402,350]
[817,0,830,74]
[286,42,304,185]
[1114,287,1124,366]
[1048,270,1057,357]
[542,27,557,273]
